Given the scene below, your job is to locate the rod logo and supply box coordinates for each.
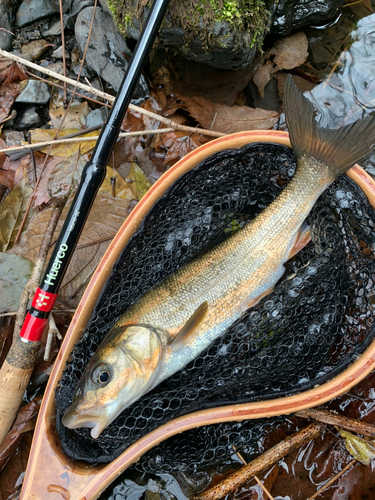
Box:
[44,243,68,287]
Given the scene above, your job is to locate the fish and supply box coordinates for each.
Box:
[63,76,375,439]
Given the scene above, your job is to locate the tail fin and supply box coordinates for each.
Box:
[284,75,375,178]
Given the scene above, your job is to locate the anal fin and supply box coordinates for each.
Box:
[171,301,209,351]
[288,223,311,260]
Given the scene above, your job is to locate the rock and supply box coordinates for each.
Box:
[16,80,50,105]
[160,22,257,70]
[16,0,55,27]
[42,19,63,36]
[53,45,70,60]
[86,108,109,128]
[0,0,16,50]
[20,39,50,61]
[44,0,73,13]
[75,7,148,97]
[271,0,345,35]
[70,0,94,16]
[5,131,25,147]
[14,105,49,130]
[46,61,65,75]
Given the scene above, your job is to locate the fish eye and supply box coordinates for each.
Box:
[92,364,111,386]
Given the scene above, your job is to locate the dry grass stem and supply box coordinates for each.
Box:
[59,0,67,104]
[296,408,375,437]
[0,128,175,154]
[44,314,62,361]
[194,423,323,500]
[307,459,357,500]
[253,476,275,500]
[0,49,224,138]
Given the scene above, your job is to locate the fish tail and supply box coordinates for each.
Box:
[284,75,375,177]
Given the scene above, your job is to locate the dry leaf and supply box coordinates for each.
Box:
[49,97,90,130]
[253,61,274,98]
[179,95,279,134]
[337,428,375,466]
[153,56,256,106]
[29,128,96,156]
[0,168,35,252]
[0,399,40,472]
[10,168,148,307]
[0,82,21,123]
[154,131,209,167]
[0,61,28,86]
[47,151,86,200]
[269,31,309,72]
[0,253,34,313]
[0,431,32,500]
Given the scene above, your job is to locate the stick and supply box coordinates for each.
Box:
[307,459,357,500]
[194,423,323,500]
[295,408,375,438]
[0,48,224,138]
[0,128,175,154]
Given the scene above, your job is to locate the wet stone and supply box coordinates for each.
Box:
[53,45,70,60]
[16,0,55,27]
[41,19,63,37]
[74,7,149,97]
[44,0,73,13]
[86,108,109,128]
[46,61,65,75]
[0,0,16,50]
[14,105,49,130]
[20,39,50,61]
[16,80,50,105]
[271,0,345,35]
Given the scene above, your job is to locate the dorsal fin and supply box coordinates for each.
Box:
[171,301,209,351]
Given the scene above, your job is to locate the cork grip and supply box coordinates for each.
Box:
[0,336,40,443]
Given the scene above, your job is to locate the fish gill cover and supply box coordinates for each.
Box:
[55,142,375,471]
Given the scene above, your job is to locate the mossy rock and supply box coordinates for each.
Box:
[100,0,271,70]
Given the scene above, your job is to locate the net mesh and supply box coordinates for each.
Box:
[55,142,375,471]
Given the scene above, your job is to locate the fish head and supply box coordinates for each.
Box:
[62,324,164,439]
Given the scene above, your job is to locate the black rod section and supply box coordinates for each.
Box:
[40,0,171,295]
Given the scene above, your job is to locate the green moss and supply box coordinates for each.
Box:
[107,0,269,51]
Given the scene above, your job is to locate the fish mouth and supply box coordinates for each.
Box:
[62,405,109,439]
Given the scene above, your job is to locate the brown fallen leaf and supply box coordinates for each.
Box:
[179,95,279,134]
[0,168,36,252]
[0,61,28,86]
[274,73,316,102]
[253,61,274,98]
[153,55,256,106]
[0,399,40,472]
[0,82,21,123]
[0,430,32,500]
[154,131,209,168]
[10,168,149,307]
[269,31,309,72]
[0,170,14,190]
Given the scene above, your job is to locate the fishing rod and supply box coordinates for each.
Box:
[0,0,171,444]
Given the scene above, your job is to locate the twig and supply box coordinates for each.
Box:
[0,128,175,154]
[295,408,375,437]
[233,447,274,500]
[44,314,62,361]
[59,0,67,106]
[307,459,357,500]
[0,48,224,138]
[343,0,366,6]
[13,204,64,339]
[194,423,323,500]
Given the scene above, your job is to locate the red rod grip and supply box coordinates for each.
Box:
[19,288,58,342]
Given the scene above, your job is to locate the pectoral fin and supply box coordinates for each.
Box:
[288,222,311,260]
[171,301,209,351]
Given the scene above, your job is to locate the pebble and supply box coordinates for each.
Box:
[75,7,148,97]
[14,105,49,130]
[53,45,70,60]
[5,130,25,147]
[20,39,50,61]
[46,61,65,75]
[16,0,55,27]
[0,0,15,50]
[16,80,50,105]
[42,19,63,37]
[86,108,109,128]
[44,0,73,13]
